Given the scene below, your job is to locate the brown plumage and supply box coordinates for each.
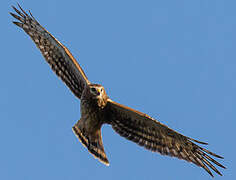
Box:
[10,4,226,177]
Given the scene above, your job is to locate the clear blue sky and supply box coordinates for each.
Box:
[1,0,235,179]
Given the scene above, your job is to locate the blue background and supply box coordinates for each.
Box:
[1,0,235,179]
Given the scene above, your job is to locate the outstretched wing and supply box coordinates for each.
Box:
[10,4,90,99]
[106,99,225,177]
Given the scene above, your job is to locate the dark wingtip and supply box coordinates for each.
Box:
[12,5,19,13]
[12,21,23,27]
[11,5,16,10]
[11,6,17,14]
[188,137,208,145]
[29,10,34,18]
[216,154,224,159]
[9,12,21,21]
[219,164,226,169]
[9,12,14,16]
[208,151,224,159]
[208,170,214,178]
[17,3,28,16]
[198,146,225,160]
[17,3,23,11]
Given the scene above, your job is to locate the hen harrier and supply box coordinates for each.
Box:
[10,4,225,177]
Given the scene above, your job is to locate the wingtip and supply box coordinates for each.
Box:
[11,6,18,16]
[9,12,14,16]
[216,154,224,159]
[11,5,15,10]
[17,3,28,16]
[9,12,20,20]
[12,5,20,14]
[12,21,23,27]
[210,152,224,159]
[17,3,22,10]
[189,137,208,145]
[11,5,17,10]
[219,163,226,169]
[206,169,214,178]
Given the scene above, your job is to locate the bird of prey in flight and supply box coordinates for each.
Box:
[10,4,226,177]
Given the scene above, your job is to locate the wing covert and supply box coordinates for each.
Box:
[10,4,90,99]
[106,99,225,177]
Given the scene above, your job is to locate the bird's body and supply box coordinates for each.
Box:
[10,4,226,177]
[73,84,110,164]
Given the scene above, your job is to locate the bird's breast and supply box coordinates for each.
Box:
[80,99,106,126]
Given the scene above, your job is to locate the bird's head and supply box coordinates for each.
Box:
[87,84,108,108]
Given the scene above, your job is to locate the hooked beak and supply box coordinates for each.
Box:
[94,89,102,99]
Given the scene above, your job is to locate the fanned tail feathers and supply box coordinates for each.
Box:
[72,123,109,166]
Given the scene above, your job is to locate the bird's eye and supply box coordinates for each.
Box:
[100,88,103,92]
[90,87,97,92]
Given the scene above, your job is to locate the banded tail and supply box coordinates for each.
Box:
[72,121,109,165]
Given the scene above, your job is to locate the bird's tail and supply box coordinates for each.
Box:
[72,120,109,166]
